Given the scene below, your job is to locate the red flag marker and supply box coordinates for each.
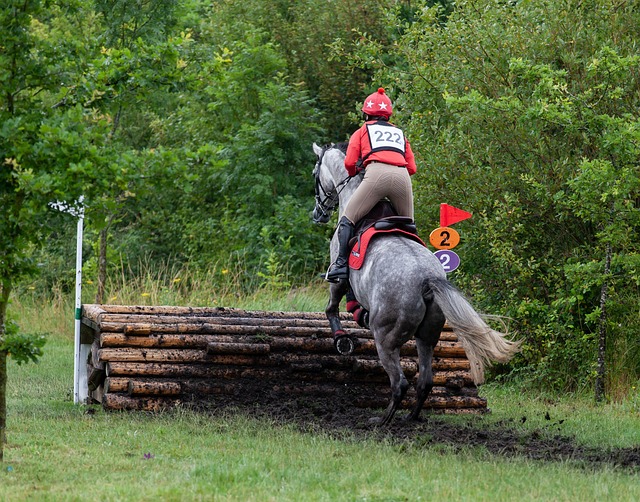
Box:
[440,203,472,227]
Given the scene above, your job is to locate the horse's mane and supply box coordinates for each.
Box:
[334,142,348,154]
[318,142,348,155]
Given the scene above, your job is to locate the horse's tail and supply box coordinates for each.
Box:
[424,278,521,385]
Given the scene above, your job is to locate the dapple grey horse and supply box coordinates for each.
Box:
[312,142,520,425]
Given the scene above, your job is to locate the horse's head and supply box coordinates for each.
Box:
[312,142,354,224]
[312,142,338,224]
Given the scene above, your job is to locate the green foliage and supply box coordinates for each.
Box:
[0,319,46,366]
[257,248,291,291]
[101,14,328,282]
[371,0,640,391]
[4,0,403,295]
[1,1,132,283]
[1,0,147,458]
[94,0,179,46]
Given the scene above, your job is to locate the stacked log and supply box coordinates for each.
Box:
[81,304,487,414]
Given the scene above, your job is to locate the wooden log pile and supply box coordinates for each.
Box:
[81,304,487,414]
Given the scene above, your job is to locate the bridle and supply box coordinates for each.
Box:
[313,145,354,223]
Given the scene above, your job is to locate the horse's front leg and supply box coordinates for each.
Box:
[325,280,354,354]
[325,280,348,334]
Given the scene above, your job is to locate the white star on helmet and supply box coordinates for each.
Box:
[366,100,375,109]
[379,102,388,110]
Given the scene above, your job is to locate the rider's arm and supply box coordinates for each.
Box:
[344,127,365,177]
[404,139,417,176]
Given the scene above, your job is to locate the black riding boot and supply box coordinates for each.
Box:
[325,216,354,283]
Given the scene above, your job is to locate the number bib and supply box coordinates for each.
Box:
[366,122,406,155]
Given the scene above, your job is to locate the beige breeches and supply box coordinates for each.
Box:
[343,162,414,224]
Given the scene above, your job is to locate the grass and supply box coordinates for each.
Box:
[1,287,639,501]
[480,384,640,449]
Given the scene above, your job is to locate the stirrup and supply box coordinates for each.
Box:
[325,264,349,283]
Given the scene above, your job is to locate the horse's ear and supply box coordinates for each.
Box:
[313,142,323,156]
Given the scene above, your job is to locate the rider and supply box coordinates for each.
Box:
[325,87,417,283]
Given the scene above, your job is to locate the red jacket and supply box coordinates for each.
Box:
[344,120,417,177]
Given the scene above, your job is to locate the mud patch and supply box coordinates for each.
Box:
[198,388,640,473]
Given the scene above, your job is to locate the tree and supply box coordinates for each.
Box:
[80,0,185,302]
[109,9,329,282]
[0,0,130,460]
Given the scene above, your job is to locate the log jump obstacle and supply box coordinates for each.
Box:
[80,304,488,414]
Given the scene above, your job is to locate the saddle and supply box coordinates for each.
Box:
[348,201,426,270]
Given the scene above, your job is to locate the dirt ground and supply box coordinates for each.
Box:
[200,386,640,473]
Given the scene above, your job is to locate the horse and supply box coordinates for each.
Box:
[312,142,521,425]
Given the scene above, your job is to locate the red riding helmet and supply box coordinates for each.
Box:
[361,87,393,118]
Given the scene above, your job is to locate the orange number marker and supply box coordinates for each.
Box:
[429,226,460,250]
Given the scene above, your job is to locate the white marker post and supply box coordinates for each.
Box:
[50,197,88,404]
[73,204,85,404]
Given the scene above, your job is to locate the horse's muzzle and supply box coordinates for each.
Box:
[312,207,331,224]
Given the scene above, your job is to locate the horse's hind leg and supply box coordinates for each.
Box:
[373,340,411,426]
[409,298,446,421]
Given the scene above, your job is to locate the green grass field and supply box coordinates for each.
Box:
[1,294,639,501]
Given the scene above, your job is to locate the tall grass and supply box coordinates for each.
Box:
[83,257,329,311]
[607,284,640,403]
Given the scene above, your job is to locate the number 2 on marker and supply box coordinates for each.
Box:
[429,226,460,250]
[434,250,460,273]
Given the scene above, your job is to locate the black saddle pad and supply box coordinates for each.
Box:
[350,201,417,247]
[353,201,398,234]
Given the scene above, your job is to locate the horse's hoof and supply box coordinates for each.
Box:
[368,416,384,426]
[334,335,356,355]
[368,413,393,426]
[403,413,422,423]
